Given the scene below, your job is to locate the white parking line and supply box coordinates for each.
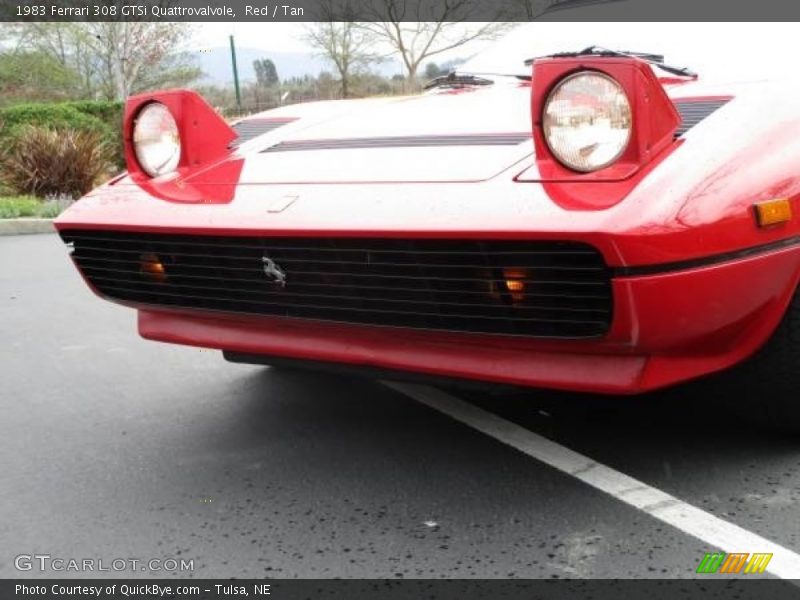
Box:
[383,381,800,579]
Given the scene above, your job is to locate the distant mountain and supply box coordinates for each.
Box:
[195,47,404,85]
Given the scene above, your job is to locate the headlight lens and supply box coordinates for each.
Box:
[133,103,181,177]
[543,72,632,172]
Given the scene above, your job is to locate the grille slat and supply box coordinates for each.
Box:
[61,230,613,339]
[73,257,608,286]
[65,234,599,256]
[85,275,611,314]
[94,283,610,324]
[78,265,610,300]
[69,245,606,271]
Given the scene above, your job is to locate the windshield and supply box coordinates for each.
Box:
[460,22,798,83]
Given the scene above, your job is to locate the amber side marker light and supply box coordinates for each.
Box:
[506,280,525,293]
[139,252,167,283]
[754,198,792,227]
[503,269,527,303]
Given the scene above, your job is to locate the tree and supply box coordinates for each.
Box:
[253,58,279,87]
[127,49,203,96]
[0,23,29,51]
[511,0,567,19]
[3,24,100,99]
[9,22,200,101]
[85,22,198,100]
[303,2,380,99]
[358,1,513,89]
[0,51,82,105]
[424,62,444,80]
[316,71,340,100]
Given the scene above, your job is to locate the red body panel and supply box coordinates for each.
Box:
[55,68,800,394]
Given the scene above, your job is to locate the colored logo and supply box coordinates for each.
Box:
[696,552,772,574]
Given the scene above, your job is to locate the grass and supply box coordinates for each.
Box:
[0,195,71,219]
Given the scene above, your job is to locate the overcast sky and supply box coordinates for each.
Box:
[191,23,314,53]
[188,22,500,67]
[188,22,799,83]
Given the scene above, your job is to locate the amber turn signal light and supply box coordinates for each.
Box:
[505,280,525,293]
[503,269,527,302]
[139,252,167,283]
[754,198,792,227]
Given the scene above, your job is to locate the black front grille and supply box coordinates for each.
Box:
[61,231,613,339]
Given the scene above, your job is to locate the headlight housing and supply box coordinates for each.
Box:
[133,102,181,177]
[542,72,632,172]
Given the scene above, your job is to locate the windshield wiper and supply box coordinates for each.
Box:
[524,46,697,78]
[424,73,494,90]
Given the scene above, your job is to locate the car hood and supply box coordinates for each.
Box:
[222,84,536,184]
[198,77,748,186]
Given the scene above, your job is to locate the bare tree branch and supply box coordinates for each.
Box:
[304,3,381,98]
[356,0,514,89]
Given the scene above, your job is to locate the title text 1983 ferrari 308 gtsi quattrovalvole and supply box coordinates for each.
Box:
[55,27,800,432]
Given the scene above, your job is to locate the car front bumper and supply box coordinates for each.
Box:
[136,242,800,394]
[57,174,800,394]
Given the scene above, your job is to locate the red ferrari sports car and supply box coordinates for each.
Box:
[55,26,800,431]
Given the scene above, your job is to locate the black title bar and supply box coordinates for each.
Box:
[4,0,800,22]
[3,579,800,600]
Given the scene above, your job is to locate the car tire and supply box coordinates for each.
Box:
[727,283,800,433]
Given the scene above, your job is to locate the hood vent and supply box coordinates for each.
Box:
[674,98,731,137]
[261,133,531,153]
[229,117,297,148]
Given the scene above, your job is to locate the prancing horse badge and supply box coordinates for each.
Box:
[262,256,287,287]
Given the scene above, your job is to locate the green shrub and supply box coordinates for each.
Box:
[39,196,72,218]
[0,196,40,218]
[68,101,124,168]
[67,100,124,130]
[0,195,72,218]
[0,102,124,171]
[0,103,109,136]
[0,125,113,199]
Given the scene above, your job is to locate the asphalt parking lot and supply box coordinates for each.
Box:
[3,233,800,579]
